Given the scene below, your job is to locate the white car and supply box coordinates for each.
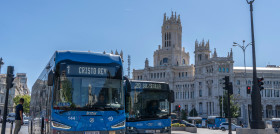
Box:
[219,122,242,131]
[7,113,16,123]
[23,117,29,125]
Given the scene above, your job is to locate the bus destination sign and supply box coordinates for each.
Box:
[132,82,162,90]
[65,64,115,77]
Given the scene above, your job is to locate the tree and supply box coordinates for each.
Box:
[181,109,187,120]
[189,108,198,117]
[219,93,240,118]
[13,95,31,115]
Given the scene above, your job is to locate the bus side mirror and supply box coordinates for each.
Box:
[123,76,131,93]
[47,71,54,86]
[169,90,175,103]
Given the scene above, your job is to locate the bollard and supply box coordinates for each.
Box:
[10,121,13,134]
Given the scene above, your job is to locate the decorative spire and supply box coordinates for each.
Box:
[103,51,106,54]
[202,39,205,47]
[172,11,174,18]
[206,40,210,48]
[178,15,181,23]
[175,12,177,20]
[195,39,198,47]
[213,48,217,57]
[145,58,149,68]
[163,13,166,23]
[111,50,113,54]
[120,50,123,59]
[230,48,233,58]
[115,50,119,55]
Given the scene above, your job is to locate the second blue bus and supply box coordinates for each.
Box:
[124,80,174,134]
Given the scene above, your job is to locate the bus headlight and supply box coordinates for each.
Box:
[111,121,125,128]
[51,121,71,129]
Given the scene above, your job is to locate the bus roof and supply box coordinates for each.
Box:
[271,118,280,121]
[55,51,122,65]
[187,117,202,120]
[129,80,168,85]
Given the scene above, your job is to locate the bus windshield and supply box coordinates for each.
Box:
[53,62,124,111]
[126,89,170,121]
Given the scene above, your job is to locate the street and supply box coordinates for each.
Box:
[0,122,28,134]
[0,125,237,134]
[172,128,236,134]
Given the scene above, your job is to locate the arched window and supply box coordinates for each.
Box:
[183,59,186,64]
[163,58,168,64]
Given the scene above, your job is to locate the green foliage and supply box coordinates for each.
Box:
[171,123,180,127]
[179,124,186,127]
[171,123,186,127]
[13,95,31,114]
[181,109,187,120]
[219,94,240,118]
[189,108,198,117]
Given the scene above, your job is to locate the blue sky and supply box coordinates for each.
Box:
[1,0,280,90]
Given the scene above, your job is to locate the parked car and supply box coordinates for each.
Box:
[23,117,29,125]
[172,119,196,127]
[219,122,242,131]
[181,120,196,127]
[7,113,16,123]
[6,113,27,123]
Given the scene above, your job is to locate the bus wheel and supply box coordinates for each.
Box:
[221,127,225,131]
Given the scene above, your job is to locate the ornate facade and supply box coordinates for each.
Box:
[133,12,280,126]
[0,73,30,114]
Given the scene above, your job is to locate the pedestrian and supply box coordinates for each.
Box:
[14,98,24,134]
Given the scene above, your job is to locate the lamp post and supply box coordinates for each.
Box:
[246,0,265,129]
[233,40,252,74]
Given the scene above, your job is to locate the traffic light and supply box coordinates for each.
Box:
[222,76,229,90]
[6,66,14,89]
[257,77,264,91]
[247,86,251,94]
[228,82,233,95]
[178,105,181,111]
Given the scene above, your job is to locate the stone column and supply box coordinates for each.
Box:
[272,105,276,118]
[263,105,267,119]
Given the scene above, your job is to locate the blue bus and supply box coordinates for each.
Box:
[29,51,125,134]
[124,80,174,134]
[207,116,226,129]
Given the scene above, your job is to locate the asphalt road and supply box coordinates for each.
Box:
[0,122,28,134]
[0,124,239,134]
[172,128,237,134]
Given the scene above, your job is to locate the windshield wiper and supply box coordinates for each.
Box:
[104,107,119,114]
[57,108,75,114]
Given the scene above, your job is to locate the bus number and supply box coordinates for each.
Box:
[68,116,76,120]
[134,83,141,89]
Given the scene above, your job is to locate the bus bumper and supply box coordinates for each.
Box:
[126,127,171,134]
[52,129,125,134]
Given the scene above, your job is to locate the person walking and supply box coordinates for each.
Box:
[14,98,24,134]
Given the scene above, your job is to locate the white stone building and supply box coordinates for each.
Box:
[0,73,30,114]
[132,12,280,126]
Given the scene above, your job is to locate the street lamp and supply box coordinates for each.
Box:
[233,40,252,74]
[246,0,265,129]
